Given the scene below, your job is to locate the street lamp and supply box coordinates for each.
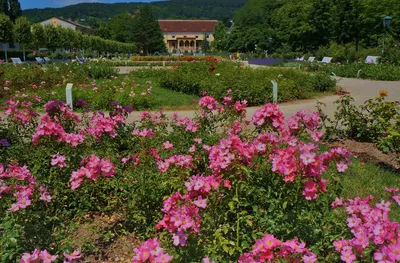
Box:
[382,16,392,53]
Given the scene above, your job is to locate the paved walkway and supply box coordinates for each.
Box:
[124,77,400,122]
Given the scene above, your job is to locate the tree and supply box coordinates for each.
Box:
[107,13,133,42]
[43,25,60,57]
[202,34,210,53]
[212,21,229,51]
[131,6,166,55]
[9,0,21,22]
[31,23,45,50]
[0,13,13,62]
[13,16,31,61]
[95,22,112,40]
[0,0,8,15]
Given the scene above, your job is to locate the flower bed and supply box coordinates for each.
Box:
[303,63,400,81]
[130,56,226,62]
[0,63,196,111]
[153,60,336,106]
[1,93,399,262]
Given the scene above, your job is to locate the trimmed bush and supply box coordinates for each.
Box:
[153,61,336,106]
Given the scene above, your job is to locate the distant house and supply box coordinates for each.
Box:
[158,20,218,53]
[38,16,93,35]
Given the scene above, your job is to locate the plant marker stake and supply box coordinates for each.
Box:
[331,72,337,81]
[271,80,278,103]
[298,64,301,70]
[66,83,73,110]
[357,69,362,79]
[163,61,166,67]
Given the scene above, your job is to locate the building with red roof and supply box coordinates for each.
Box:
[158,20,218,53]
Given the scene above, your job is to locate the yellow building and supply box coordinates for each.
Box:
[38,17,93,35]
[158,20,218,53]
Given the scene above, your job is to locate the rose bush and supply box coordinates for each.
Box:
[155,61,336,106]
[0,92,398,262]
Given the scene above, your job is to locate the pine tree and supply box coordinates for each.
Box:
[0,0,8,15]
[131,6,166,55]
[9,0,21,22]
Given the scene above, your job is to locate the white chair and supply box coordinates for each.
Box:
[11,57,24,65]
[365,56,380,64]
[320,57,333,64]
[307,57,315,62]
[35,57,44,63]
[44,57,51,63]
[298,56,304,61]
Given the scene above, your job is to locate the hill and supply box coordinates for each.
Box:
[22,0,247,25]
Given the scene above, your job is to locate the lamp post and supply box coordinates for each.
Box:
[382,16,392,54]
[268,37,273,55]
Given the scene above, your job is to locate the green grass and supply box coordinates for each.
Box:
[343,157,400,221]
[98,76,199,111]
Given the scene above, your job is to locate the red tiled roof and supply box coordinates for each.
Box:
[158,20,218,33]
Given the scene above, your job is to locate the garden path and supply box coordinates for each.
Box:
[1,78,398,122]
[124,78,400,122]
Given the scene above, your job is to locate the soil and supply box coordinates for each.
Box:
[72,213,141,263]
[329,139,400,172]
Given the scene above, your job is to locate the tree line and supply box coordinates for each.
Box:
[0,14,136,61]
[96,6,166,55]
[212,0,400,54]
[0,0,21,22]
[22,0,247,25]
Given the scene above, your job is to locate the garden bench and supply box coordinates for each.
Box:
[320,57,333,64]
[35,57,44,63]
[365,56,380,64]
[11,57,24,65]
[307,57,315,62]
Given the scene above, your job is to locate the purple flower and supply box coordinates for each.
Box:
[0,138,10,147]
[124,105,133,114]
[44,100,66,116]
[75,99,91,111]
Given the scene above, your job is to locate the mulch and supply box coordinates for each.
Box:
[329,139,399,173]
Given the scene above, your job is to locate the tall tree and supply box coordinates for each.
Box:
[9,0,21,22]
[202,34,210,53]
[107,13,133,42]
[95,22,112,40]
[0,0,8,15]
[31,23,45,50]
[212,21,229,51]
[43,24,60,57]
[0,13,13,62]
[13,16,31,61]
[131,6,166,55]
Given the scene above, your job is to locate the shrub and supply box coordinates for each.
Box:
[0,96,361,262]
[317,94,400,156]
[156,61,336,106]
[303,63,400,81]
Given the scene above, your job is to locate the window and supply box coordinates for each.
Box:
[172,36,175,38]
[196,36,198,38]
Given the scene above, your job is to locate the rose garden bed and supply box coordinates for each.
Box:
[0,90,399,262]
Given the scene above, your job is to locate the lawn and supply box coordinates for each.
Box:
[344,158,400,221]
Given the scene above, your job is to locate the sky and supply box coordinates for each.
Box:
[20,0,159,10]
